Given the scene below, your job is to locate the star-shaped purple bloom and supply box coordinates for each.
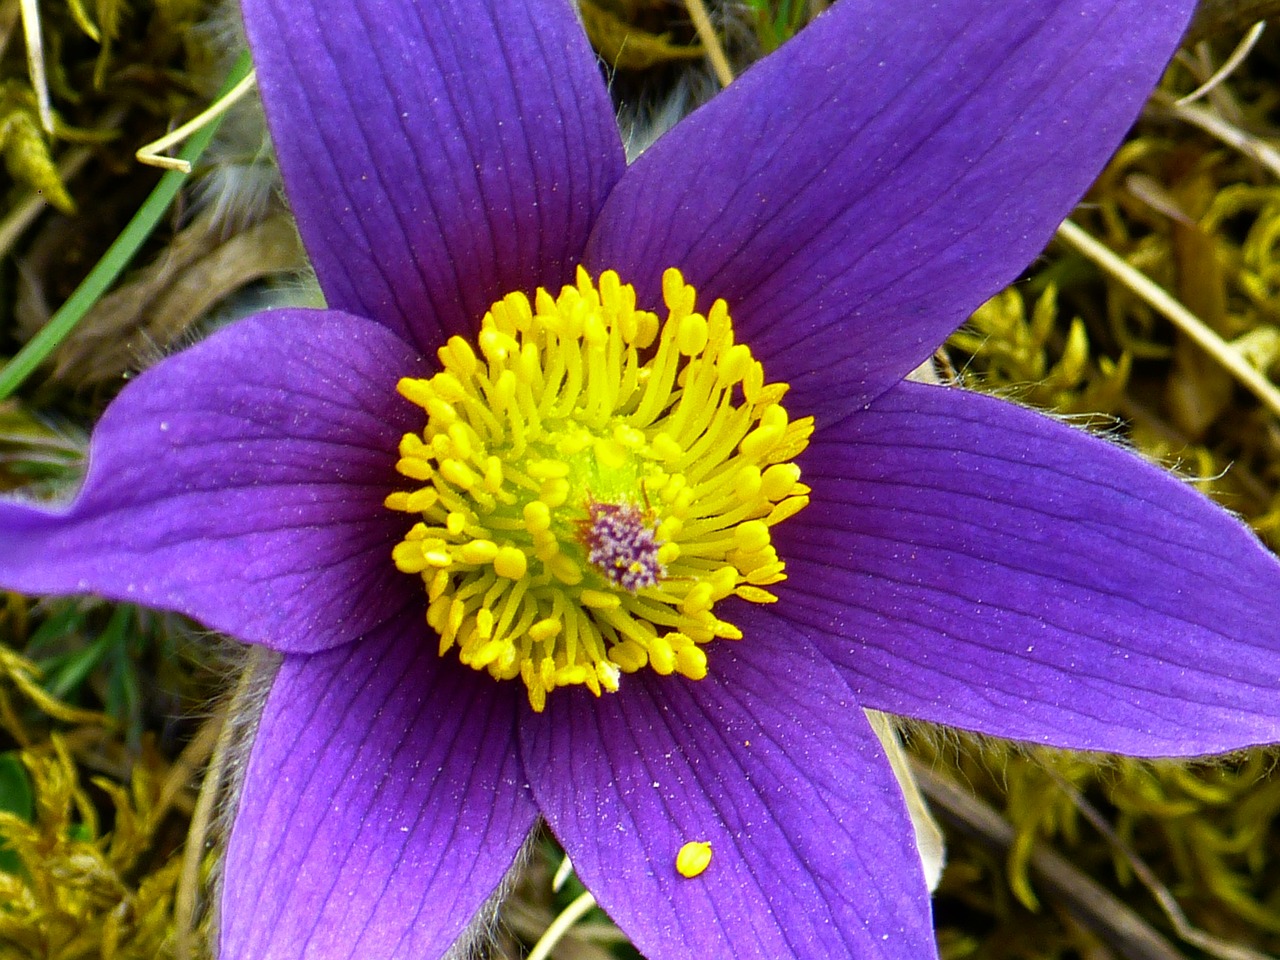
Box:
[4,0,1280,957]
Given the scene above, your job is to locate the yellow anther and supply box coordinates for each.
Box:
[431,372,467,403]
[523,500,552,532]
[734,520,771,554]
[713,621,743,640]
[471,639,509,670]
[663,267,697,316]
[761,462,802,500]
[652,433,683,463]
[428,569,449,602]
[540,478,570,507]
[675,644,708,681]
[439,337,478,378]
[656,516,683,542]
[483,456,504,492]
[447,422,473,460]
[439,459,477,489]
[583,312,608,344]
[611,641,648,672]
[457,539,498,564]
[479,326,516,362]
[634,311,659,348]
[549,553,583,585]
[681,582,714,616]
[391,542,429,574]
[678,313,708,356]
[593,438,627,470]
[735,465,763,501]
[396,378,433,406]
[493,546,528,580]
[426,396,458,425]
[396,457,433,481]
[718,343,753,385]
[527,683,547,714]
[528,618,563,642]
[387,267,808,710]
[649,635,677,675]
[767,496,809,526]
[676,841,712,879]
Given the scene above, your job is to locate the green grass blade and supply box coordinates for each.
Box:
[0,49,254,401]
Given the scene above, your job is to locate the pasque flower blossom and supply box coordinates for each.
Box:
[3,0,1280,956]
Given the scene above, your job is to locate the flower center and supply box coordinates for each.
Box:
[385,267,812,711]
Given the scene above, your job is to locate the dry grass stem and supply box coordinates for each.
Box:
[1055,219,1280,419]
[685,0,734,87]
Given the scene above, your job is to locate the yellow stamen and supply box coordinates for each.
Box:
[386,267,812,710]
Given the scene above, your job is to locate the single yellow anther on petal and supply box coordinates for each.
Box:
[676,841,712,878]
[387,267,809,710]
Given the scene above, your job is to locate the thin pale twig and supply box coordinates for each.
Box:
[174,665,253,960]
[1176,21,1265,104]
[18,0,53,134]
[526,890,599,960]
[137,70,258,173]
[1153,93,1280,180]
[685,0,734,87]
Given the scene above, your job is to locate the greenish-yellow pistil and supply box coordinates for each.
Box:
[386,266,812,711]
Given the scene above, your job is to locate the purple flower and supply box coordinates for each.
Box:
[3,0,1279,957]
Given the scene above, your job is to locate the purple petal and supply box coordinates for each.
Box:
[586,0,1193,416]
[221,614,536,960]
[241,0,625,351]
[0,311,422,654]
[776,381,1280,756]
[522,630,936,960]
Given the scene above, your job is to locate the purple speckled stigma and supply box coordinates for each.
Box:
[579,498,666,592]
